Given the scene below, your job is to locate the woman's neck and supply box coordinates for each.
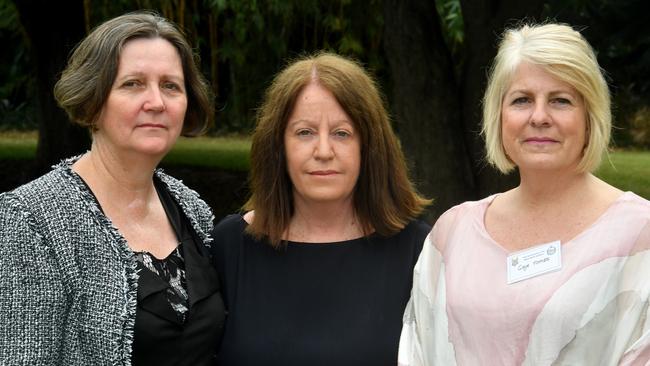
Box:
[516,169,591,207]
[287,196,364,243]
[513,168,621,214]
[484,168,623,251]
[72,142,161,213]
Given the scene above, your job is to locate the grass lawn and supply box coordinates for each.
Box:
[0,131,647,198]
[0,131,251,171]
[596,150,650,199]
[0,131,38,161]
[164,136,250,171]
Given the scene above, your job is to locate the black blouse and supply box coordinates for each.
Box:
[130,178,225,365]
[79,176,225,365]
[211,214,431,366]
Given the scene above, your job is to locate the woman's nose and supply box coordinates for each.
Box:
[143,86,166,112]
[529,100,551,127]
[314,134,335,160]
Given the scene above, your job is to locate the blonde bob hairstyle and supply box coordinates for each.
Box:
[482,23,611,173]
[245,52,431,248]
[54,11,213,136]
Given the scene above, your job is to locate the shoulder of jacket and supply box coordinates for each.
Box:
[155,170,214,245]
[7,167,79,210]
[156,170,201,202]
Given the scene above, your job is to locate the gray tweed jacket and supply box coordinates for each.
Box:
[0,156,214,365]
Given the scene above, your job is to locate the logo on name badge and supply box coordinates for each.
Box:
[511,256,519,267]
[547,246,557,256]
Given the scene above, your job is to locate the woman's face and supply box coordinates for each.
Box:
[501,62,587,174]
[94,37,187,158]
[284,82,361,207]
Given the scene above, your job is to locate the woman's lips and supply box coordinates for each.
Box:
[309,170,339,176]
[138,123,166,128]
[524,137,557,143]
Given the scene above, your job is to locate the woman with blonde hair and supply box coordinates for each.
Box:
[399,23,650,365]
[212,52,431,365]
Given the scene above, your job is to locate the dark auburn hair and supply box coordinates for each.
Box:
[245,52,431,247]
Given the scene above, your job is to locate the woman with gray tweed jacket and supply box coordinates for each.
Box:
[0,12,224,365]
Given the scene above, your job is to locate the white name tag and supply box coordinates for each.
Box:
[506,240,562,284]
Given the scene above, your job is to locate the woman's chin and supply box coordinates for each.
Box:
[129,142,175,160]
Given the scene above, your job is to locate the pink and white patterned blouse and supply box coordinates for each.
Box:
[399,192,650,366]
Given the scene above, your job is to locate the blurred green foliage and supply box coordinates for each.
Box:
[436,0,463,52]
[0,0,34,130]
[204,0,385,132]
[1,0,649,146]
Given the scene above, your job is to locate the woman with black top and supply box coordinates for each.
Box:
[212,52,431,366]
[0,12,224,365]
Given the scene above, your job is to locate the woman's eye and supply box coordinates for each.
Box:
[122,80,141,88]
[163,82,182,91]
[296,129,313,137]
[511,97,529,105]
[552,97,571,105]
[333,130,351,138]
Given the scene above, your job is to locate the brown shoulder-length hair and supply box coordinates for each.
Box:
[53,11,213,136]
[245,52,431,248]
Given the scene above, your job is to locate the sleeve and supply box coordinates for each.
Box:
[209,214,245,307]
[398,213,459,366]
[620,220,650,365]
[0,192,66,364]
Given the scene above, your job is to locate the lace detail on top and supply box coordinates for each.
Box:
[135,244,189,323]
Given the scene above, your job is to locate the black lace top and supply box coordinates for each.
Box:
[134,245,189,322]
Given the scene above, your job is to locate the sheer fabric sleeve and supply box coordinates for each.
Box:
[398,212,458,366]
[0,192,66,364]
[620,220,650,365]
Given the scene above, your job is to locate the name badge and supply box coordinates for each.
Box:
[506,240,562,284]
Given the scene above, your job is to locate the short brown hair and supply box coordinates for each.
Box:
[54,11,213,136]
[246,52,431,247]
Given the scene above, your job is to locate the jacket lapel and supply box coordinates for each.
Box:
[182,231,220,308]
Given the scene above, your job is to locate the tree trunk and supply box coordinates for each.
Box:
[383,0,476,220]
[384,0,549,219]
[15,0,90,174]
[459,0,545,197]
